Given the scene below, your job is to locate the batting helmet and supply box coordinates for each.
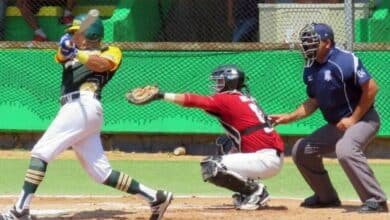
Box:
[211,64,246,93]
[67,14,104,41]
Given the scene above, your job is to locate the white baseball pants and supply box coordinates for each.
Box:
[31,91,112,183]
[221,148,283,180]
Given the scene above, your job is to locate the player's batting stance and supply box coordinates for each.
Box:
[0,12,172,220]
[126,65,285,210]
[271,23,388,213]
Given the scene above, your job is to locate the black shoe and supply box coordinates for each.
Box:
[359,201,388,213]
[300,195,341,208]
[149,190,173,220]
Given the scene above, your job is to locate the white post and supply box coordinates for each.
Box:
[344,0,354,51]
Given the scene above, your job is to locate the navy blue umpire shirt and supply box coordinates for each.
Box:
[303,47,372,124]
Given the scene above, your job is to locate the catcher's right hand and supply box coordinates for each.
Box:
[125,85,163,105]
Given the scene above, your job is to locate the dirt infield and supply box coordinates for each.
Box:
[3,150,390,163]
[1,150,389,219]
[0,196,389,220]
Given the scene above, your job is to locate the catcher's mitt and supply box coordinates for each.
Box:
[125,85,163,105]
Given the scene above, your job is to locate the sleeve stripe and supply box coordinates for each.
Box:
[352,54,359,84]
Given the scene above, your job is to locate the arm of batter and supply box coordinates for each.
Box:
[77,46,122,73]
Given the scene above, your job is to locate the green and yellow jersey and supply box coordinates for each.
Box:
[55,46,122,99]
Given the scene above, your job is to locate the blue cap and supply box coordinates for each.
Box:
[313,23,334,41]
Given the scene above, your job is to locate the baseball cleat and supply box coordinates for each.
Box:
[232,193,246,208]
[0,206,32,220]
[149,190,173,220]
[238,184,270,210]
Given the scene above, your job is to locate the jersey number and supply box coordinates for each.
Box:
[240,96,273,133]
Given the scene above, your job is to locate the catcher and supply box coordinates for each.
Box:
[126,64,285,210]
[0,14,172,220]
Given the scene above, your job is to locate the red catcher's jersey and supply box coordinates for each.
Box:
[183,91,284,153]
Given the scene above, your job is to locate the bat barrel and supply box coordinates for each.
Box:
[88,9,99,17]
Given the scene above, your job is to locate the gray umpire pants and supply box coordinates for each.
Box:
[292,108,387,203]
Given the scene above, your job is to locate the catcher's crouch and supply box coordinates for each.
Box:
[128,65,285,210]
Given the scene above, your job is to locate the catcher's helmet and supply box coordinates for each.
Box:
[211,64,245,93]
[299,23,334,61]
[67,14,104,41]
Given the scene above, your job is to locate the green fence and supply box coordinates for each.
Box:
[0,49,389,137]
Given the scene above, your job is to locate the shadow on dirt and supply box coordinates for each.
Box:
[339,204,363,213]
[36,209,136,220]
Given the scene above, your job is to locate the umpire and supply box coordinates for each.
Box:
[271,23,388,213]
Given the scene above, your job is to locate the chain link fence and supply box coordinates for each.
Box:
[0,0,389,136]
[0,1,388,48]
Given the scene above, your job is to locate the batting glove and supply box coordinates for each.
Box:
[59,33,76,58]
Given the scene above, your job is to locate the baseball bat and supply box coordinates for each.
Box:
[70,9,100,47]
[78,9,100,34]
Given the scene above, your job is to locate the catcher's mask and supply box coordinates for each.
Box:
[299,23,334,61]
[67,14,104,42]
[210,64,245,93]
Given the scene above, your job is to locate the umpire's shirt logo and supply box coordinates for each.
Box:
[324,70,332,81]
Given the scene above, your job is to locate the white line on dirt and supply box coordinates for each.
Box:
[0,195,363,202]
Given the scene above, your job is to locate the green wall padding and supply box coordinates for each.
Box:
[0,50,389,136]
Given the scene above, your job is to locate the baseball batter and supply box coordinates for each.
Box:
[271,23,388,213]
[130,64,285,210]
[0,14,172,220]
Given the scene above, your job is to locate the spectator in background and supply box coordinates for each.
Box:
[228,0,275,42]
[227,0,258,42]
[0,0,7,40]
[16,0,75,41]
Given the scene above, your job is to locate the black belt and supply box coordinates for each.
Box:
[60,92,98,105]
[240,124,268,135]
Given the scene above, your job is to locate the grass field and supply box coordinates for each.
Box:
[1,150,390,200]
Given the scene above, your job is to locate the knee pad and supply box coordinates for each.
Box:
[200,156,258,195]
[200,155,224,181]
